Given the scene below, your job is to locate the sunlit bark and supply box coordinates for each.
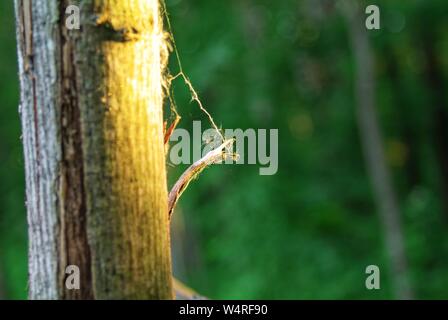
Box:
[15,0,173,299]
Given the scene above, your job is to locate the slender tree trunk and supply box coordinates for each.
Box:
[341,2,413,299]
[385,46,421,190]
[421,33,448,218]
[15,0,173,299]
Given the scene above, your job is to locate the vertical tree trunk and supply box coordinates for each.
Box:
[384,45,421,190]
[421,33,448,218]
[15,0,173,299]
[341,2,414,299]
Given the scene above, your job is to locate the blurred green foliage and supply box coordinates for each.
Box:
[166,0,448,299]
[0,1,27,299]
[1,0,448,299]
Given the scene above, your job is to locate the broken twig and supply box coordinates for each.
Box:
[168,139,235,218]
[164,115,181,145]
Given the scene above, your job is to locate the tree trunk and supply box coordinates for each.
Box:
[15,0,173,299]
[341,2,414,299]
[421,32,448,219]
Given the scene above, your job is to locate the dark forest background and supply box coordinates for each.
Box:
[1,0,448,299]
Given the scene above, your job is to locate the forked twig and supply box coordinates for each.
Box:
[168,139,235,219]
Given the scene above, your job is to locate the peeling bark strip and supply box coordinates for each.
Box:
[15,0,173,299]
[57,0,93,299]
[15,0,60,299]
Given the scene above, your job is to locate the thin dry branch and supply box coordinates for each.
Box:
[168,139,235,218]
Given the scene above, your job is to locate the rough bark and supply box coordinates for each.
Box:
[341,2,414,299]
[15,0,173,299]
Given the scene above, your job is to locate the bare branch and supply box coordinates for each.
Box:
[168,139,235,219]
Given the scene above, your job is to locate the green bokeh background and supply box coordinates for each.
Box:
[1,0,448,299]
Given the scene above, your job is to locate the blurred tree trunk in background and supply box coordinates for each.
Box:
[384,46,421,190]
[421,33,448,217]
[14,0,173,299]
[341,2,414,299]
